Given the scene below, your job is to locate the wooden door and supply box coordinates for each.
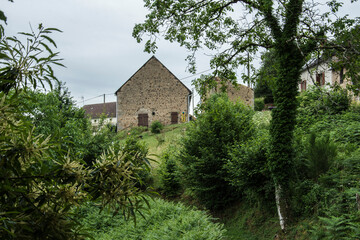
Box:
[171,112,178,124]
[138,114,148,127]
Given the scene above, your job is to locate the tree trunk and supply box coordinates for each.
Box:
[275,184,286,230]
[269,42,303,231]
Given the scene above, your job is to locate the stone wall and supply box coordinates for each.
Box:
[116,56,191,130]
[208,80,254,107]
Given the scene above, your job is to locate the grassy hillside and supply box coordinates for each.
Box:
[117,123,187,165]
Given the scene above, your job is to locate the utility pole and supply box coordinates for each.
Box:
[247,51,251,88]
[192,88,195,119]
[103,94,106,114]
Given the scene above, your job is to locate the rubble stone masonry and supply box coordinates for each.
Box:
[116,56,191,130]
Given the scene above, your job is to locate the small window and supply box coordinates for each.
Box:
[316,72,325,86]
[300,81,307,91]
[340,68,344,84]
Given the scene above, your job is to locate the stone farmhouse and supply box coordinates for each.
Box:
[206,78,254,107]
[115,56,192,130]
[299,58,350,92]
[83,102,117,126]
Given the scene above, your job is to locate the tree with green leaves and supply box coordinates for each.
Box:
[179,94,253,210]
[18,85,118,167]
[133,0,360,230]
[0,23,64,93]
[0,14,152,240]
[254,50,277,103]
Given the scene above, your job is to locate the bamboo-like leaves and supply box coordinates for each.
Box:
[0,96,153,238]
[0,24,64,93]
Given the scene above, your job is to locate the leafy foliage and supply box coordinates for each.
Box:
[0,97,153,238]
[158,145,182,198]
[179,94,254,210]
[78,198,226,240]
[254,97,265,111]
[225,129,273,204]
[297,86,351,128]
[306,150,360,239]
[325,24,360,94]
[303,132,337,181]
[254,50,277,103]
[150,120,164,134]
[0,24,64,92]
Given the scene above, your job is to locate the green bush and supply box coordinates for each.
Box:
[305,132,337,181]
[151,120,164,134]
[296,149,360,238]
[310,213,360,240]
[225,129,273,204]
[179,94,254,210]
[254,97,265,111]
[158,145,182,197]
[78,198,226,240]
[297,86,351,129]
[291,180,323,216]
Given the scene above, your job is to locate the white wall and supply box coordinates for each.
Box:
[299,61,332,91]
[90,117,117,127]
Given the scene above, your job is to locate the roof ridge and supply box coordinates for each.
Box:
[115,56,191,94]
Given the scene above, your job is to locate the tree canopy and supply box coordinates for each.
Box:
[134,0,359,81]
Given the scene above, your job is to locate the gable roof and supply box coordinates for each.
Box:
[301,56,335,72]
[115,55,191,94]
[83,102,116,119]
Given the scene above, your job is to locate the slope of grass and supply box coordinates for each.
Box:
[141,123,188,164]
[117,123,187,163]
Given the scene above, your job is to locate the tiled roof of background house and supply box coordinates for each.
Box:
[83,102,116,119]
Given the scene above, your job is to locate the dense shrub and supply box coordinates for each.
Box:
[179,94,254,210]
[151,120,164,134]
[225,129,273,204]
[291,180,323,216]
[20,88,121,167]
[78,198,226,240]
[304,132,337,181]
[291,94,360,238]
[297,86,350,129]
[306,150,360,238]
[158,145,182,197]
[254,97,265,111]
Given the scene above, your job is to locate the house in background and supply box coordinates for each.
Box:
[299,58,350,92]
[206,78,254,107]
[115,56,192,130]
[83,102,116,127]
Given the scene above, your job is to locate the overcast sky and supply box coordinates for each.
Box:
[2,0,359,107]
[2,0,216,106]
